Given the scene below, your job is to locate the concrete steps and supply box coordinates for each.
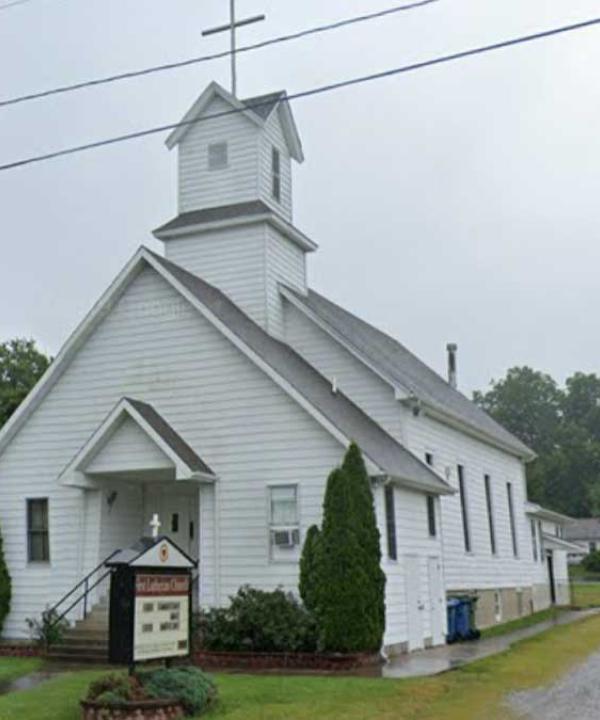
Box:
[47,599,109,663]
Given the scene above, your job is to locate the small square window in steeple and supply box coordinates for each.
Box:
[208,142,228,170]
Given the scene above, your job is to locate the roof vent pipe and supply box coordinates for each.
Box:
[447,343,458,389]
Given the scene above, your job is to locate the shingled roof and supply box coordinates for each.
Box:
[148,251,452,495]
[282,286,533,459]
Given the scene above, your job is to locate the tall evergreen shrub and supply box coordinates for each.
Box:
[0,526,11,634]
[299,524,321,613]
[341,442,386,645]
[315,468,372,652]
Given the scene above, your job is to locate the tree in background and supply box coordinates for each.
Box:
[0,526,11,634]
[474,367,600,517]
[0,339,50,429]
[299,444,386,653]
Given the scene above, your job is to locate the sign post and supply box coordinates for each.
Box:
[105,528,197,668]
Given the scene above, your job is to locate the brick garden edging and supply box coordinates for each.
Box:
[0,643,42,658]
[193,650,381,672]
[80,698,184,720]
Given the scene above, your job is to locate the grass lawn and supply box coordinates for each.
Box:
[572,582,600,608]
[0,658,42,685]
[2,614,600,720]
[479,607,563,640]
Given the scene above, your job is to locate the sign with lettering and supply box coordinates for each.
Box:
[134,574,190,661]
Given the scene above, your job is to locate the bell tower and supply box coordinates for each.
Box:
[153,82,316,339]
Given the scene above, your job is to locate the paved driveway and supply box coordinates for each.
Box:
[509,649,600,719]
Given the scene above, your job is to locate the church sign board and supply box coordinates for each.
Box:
[105,533,197,666]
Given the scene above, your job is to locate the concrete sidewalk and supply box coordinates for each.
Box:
[376,608,600,679]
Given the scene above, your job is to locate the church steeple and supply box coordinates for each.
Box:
[154,81,315,339]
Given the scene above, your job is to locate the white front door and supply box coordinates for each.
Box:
[427,556,446,646]
[144,489,197,558]
[405,555,424,651]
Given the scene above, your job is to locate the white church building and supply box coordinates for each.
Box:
[0,81,567,654]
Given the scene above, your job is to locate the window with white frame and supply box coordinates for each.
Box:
[27,498,50,563]
[531,518,538,562]
[271,147,281,202]
[269,485,300,554]
[457,465,471,553]
[208,141,228,170]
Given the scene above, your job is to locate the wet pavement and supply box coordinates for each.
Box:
[374,608,600,679]
[0,667,65,695]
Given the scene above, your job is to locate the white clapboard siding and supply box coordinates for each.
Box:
[164,225,267,328]
[258,109,293,221]
[283,299,539,596]
[86,416,173,474]
[178,96,260,213]
[265,227,306,338]
[0,266,348,638]
[403,413,537,591]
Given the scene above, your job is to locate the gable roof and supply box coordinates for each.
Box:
[565,518,600,541]
[58,396,216,487]
[0,246,451,496]
[165,81,303,162]
[526,503,573,525]
[281,286,534,460]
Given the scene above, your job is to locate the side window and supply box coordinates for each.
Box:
[426,495,436,537]
[531,518,538,561]
[507,482,518,557]
[27,498,50,563]
[271,147,281,202]
[208,141,228,170]
[384,485,397,560]
[457,465,471,552]
[484,474,496,555]
[269,485,300,558]
[538,520,544,563]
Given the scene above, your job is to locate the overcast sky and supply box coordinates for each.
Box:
[1,0,599,396]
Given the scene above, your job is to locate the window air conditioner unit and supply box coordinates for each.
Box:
[272,528,300,548]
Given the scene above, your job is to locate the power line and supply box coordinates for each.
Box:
[0,0,440,108]
[2,15,599,173]
[0,0,38,9]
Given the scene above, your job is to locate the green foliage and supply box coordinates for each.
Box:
[582,550,600,574]
[0,339,50,429]
[140,667,217,716]
[341,442,386,644]
[25,607,68,648]
[474,367,600,517]
[86,668,218,717]
[197,585,318,653]
[316,467,374,653]
[299,524,321,613]
[0,526,11,634]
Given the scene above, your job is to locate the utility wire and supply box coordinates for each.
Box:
[2,15,599,173]
[0,0,439,108]
[0,0,38,9]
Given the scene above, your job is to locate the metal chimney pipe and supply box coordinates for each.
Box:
[447,343,458,389]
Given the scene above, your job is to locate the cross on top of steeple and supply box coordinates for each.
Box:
[202,1,266,97]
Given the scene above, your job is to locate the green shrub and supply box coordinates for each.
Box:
[299,524,321,613]
[0,526,10,634]
[26,606,69,648]
[140,667,217,716]
[341,443,386,648]
[583,550,600,573]
[197,585,318,653]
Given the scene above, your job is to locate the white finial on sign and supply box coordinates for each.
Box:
[202,1,266,97]
[150,513,161,539]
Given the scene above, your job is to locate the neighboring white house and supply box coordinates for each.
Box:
[0,81,566,654]
[565,518,600,561]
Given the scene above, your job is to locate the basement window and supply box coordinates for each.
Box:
[384,485,397,561]
[208,141,228,170]
[27,498,49,563]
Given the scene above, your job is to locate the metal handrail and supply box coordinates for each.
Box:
[48,549,120,624]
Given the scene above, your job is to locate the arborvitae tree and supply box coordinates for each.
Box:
[316,468,371,652]
[0,526,11,634]
[299,524,321,613]
[341,442,386,646]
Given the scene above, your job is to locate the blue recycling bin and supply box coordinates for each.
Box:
[446,598,461,643]
[455,598,471,639]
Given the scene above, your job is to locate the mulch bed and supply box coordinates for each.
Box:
[193,650,381,672]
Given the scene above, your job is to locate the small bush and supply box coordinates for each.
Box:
[140,667,217,716]
[0,526,10,634]
[197,585,318,653]
[86,668,217,717]
[583,550,600,573]
[26,606,69,648]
